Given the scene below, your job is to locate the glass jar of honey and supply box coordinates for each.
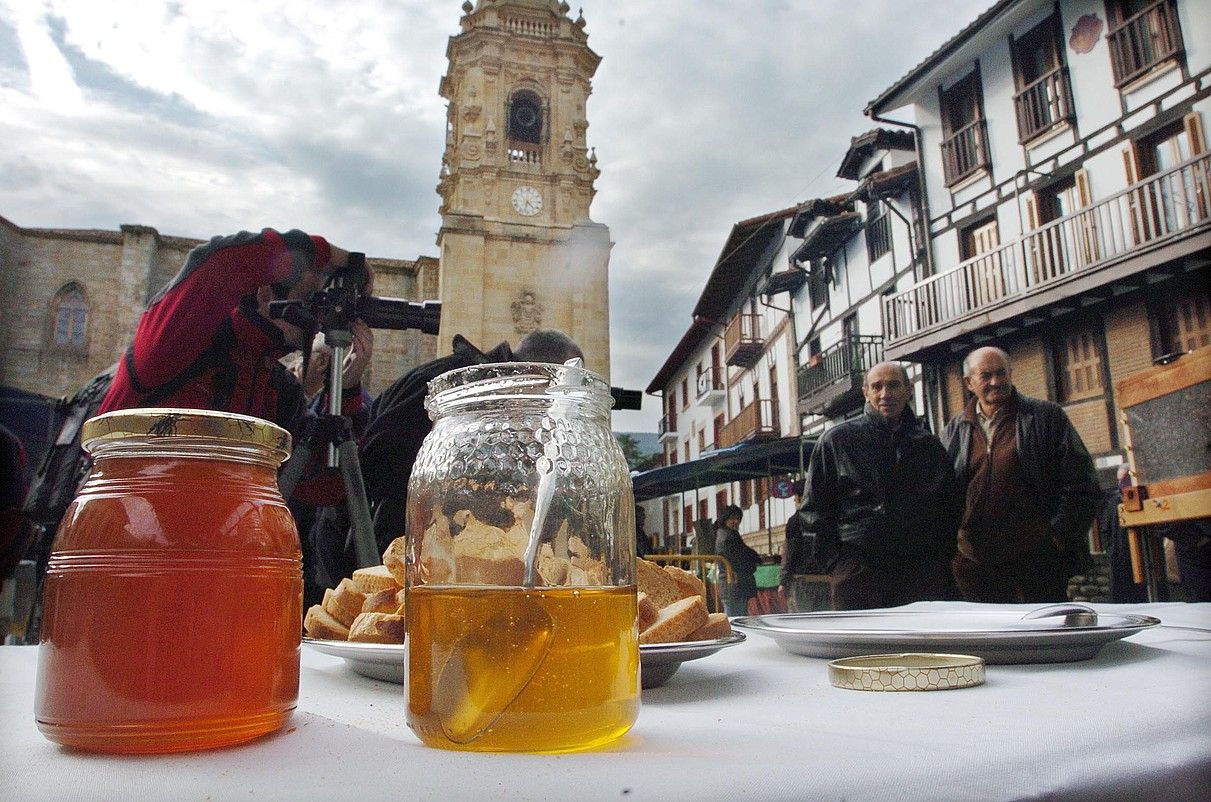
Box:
[405,361,638,753]
[34,408,301,753]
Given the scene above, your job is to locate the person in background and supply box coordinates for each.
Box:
[1101,463,1147,603]
[635,505,652,558]
[779,479,831,611]
[800,362,961,610]
[942,346,1100,603]
[716,504,759,617]
[0,423,29,582]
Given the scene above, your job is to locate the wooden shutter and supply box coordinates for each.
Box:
[1183,112,1208,218]
[1123,144,1143,243]
[1184,112,1207,155]
[1073,168,1098,264]
[1025,192,1041,229]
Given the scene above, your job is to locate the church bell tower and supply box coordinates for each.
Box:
[436,0,612,380]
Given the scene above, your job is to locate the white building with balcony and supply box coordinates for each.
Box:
[867,0,1209,482]
[641,208,807,561]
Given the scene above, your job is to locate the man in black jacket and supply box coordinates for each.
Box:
[942,346,1100,603]
[800,362,961,610]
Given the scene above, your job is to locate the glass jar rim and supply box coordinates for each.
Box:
[426,361,613,414]
[82,408,291,461]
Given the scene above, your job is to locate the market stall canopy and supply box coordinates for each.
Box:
[631,435,816,501]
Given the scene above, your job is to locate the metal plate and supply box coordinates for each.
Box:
[733,610,1160,664]
[304,632,747,687]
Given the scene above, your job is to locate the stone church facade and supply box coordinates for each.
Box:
[1,0,611,402]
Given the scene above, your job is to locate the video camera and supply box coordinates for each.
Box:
[267,251,441,337]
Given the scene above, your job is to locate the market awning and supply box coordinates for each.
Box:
[631,435,817,501]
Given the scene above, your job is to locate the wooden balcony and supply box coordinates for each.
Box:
[797,336,884,416]
[884,151,1211,359]
[940,119,989,186]
[695,367,725,407]
[1013,66,1073,144]
[1108,0,1182,88]
[724,313,764,368]
[719,399,779,449]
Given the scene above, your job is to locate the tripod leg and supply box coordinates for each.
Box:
[335,438,380,568]
[278,439,313,502]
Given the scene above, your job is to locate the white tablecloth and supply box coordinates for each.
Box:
[4,602,1210,801]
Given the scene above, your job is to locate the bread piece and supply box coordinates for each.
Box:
[324,578,368,627]
[362,586,404,615]
[382,536,408,587]
[351,564,398,595]
[639,595,709,644]
[685,612,732,642]
[452,514,526,585]
[636,558,681,609]
[347,612,406,644]
[420,511,455,584]
[637,592,659,632]
[664,565,707,600]
[304,604,350,641]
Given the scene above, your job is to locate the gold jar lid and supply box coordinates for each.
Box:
[82,408,291,460]
[828,653,985,692]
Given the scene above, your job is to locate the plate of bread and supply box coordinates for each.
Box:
[303,547,744,688]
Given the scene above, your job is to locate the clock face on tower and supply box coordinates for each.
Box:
[511,185,543,216]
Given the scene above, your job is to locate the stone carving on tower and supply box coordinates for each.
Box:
[436,0,612,380]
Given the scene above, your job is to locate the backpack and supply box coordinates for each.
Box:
[22,364,117,528]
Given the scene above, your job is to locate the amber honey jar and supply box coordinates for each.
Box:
[34,408,301,753]
[405,362,639,753]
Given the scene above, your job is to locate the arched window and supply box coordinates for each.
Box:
[51,283,89,351]
[507,90,543,145]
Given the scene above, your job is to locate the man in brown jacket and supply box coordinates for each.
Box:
[942,347,1100,602]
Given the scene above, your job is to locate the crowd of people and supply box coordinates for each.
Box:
[1,227,1207,631]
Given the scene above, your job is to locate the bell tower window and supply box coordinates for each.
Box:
[507,90,544,164]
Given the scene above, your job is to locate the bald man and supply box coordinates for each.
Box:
[942,346,1100,603]
[798,361,962,609]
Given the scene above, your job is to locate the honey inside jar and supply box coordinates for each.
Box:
[407,584,638,753]
[34,409,301,754]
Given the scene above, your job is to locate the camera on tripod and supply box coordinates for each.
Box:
[267,251,441,338]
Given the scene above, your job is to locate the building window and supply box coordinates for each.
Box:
[683,440,690,463]
[1106,0,1183,88]
[697,427,706,452]
[713,413,724,448]
[939,69,990,186]
[506,89,544,164]
[1054,325,1106,402]
[808,266,829,309]
[50,283,89,352]
[739,479,752,509]
[1155,287,1211,355]
[681,378,690,409]
[864,200,892,263]
[1012,14,1072,143]
[684,504,693,534]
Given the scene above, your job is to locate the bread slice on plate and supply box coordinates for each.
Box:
[636,558,681,609]
[637,591,659,632]
[347,612,406,644]
[351,564,398,595]
[664,565,707,600]
[686,612,731,641]
[639,595,709,644]
[304,604,350,640]
[325,578,368,627]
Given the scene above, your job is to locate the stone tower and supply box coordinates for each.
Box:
[436,0,612,380]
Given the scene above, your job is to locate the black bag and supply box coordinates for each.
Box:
[22,364,117,527]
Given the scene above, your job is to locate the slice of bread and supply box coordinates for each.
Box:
[637,591,659,632]
[304,604,350,641]
[325,578,368,627]
[664,565,707,600]
[685,612,731,642]
[351,564,398,595]
[347,612,406,644]
[382,536,408,587]
[361,586,404,615]
[639,595,709,645]
[636,558,681,609]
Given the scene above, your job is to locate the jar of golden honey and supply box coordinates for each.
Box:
[405,361,638,753]
[34,408,301,753]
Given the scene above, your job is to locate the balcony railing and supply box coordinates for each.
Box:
[884,151,1211,344]
[658,414,678,442]
[695,367,725,405]
[724,313,764,368]
[719,399,779,449]
[797,335,884,412]
[507,141,542,166]
[1013,66,1074,143]
[940,118,990,186]
[1108,0,1182,88]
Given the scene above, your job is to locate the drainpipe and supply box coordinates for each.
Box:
[866,111,935,278]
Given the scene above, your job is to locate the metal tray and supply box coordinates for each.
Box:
[732,610,1160,664]
[304,631,747,687]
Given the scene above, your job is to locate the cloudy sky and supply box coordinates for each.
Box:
[0,0,986,431]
